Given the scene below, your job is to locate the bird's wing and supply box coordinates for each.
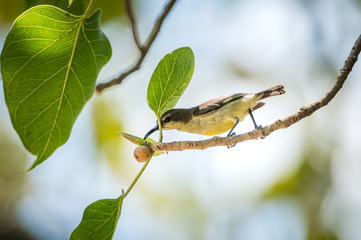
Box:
[193,93,245,116]
[251,102,265,111]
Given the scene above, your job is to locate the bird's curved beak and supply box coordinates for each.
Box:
[143,125,159,140]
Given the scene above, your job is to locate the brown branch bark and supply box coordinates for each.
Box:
[146,34,361,152]
[96,0,177,93]
[125,0,142,51]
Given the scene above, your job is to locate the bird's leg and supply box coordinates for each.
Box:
[248,108,265,139]
[227,117,239,137]
[227,117,239,148]
[248,108,259,129]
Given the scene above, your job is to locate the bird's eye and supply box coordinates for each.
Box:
[163,116,171,123]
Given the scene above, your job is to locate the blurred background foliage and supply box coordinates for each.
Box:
[92,96,130,175]
[0,126,32,239]
[1,0,361,239]
[0,0,127,21]
[264,131,337,240]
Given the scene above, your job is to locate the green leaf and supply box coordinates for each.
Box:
[70,197,123,240]
[118,132,145,145]
[118,132,164,155]
[1,5,112,169]
[68,0,74,7]
[147,47,195,117]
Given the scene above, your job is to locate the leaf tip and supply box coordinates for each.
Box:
[27,162,37,172]
[27,156,44,171]
[118,131,145,145]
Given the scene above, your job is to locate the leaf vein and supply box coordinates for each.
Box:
[6,19,82,92]
[70,67,86,103]
[37,20,83,160]
[15,66,67,125]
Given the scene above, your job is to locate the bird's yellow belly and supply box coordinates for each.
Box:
[197,120,235,135]
[170,100,255,136]
[176,116,236,135]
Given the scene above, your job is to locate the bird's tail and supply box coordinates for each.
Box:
[257,85,285,99]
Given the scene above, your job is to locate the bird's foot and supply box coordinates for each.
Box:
[256,125,265,139]
[227,131,237,148]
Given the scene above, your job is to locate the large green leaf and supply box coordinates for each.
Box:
[70,197,123,240]
[1,5,112,169]
[147,47,195,117]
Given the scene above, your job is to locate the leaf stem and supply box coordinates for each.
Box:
[158,117,163,142]
[122,116,163,199]
[83,0,96,18]
[122,156,152,199]
[121,118,163,200]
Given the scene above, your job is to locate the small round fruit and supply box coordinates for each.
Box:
[134,145,151,162]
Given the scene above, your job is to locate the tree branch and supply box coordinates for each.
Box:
[125,0,142,51]
[146,34,361,152]
[96,0,177,93]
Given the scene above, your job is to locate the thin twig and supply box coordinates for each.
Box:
[96,0,177,93]
[125,0,142,51]
[146,35,361,152]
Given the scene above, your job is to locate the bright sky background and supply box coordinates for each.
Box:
[1,0,361,239]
